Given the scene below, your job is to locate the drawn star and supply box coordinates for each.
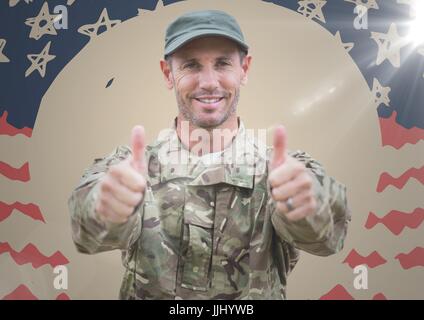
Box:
[344,0,379,10]
[138,0,165,15]
[78,8,121,40]
[9,0,33,7]
[0,39,10,63]
[297,0,327,23]
[25,41,56,78]
[372,78,391,108]
[334,31,354,53]
[25,2,60,40]
[371,23,407,68]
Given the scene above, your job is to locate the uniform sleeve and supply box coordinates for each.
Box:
[269,150,351,256]
[68,145,143,254]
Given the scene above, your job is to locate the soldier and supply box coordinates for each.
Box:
[68,10,351,299]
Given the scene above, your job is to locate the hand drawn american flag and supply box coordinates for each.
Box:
[0,0,422,299]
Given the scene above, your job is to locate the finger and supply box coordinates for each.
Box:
[278,204,309,222]
[268,158,304,188]
[285,197,317,221]
[130,125,146,173]
[95,197,129,224]
[96,204,129,224]
[282,188,315,213]
[270,125,287,171]
[100,175,142,207]
[271,172,313,201]
[108,162,146,193]
[275,190,316,220]
[98,190,134,219]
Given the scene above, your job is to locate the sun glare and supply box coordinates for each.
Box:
[408,1,424,46]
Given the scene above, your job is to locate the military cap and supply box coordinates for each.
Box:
[164,10,249,58]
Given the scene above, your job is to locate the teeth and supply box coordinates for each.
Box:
[197,98,221,104]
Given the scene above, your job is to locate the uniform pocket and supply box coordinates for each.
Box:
[181,223,213,291]
[179,185,215,291]
[135,197,180,296]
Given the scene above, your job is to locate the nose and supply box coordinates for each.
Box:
[198,65,219,92]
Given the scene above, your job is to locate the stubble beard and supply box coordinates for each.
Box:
[176,89,240,130]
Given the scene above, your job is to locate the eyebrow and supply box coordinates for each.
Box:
[181,58,198,64]
[216,55,232,62]
[180,55,233,63]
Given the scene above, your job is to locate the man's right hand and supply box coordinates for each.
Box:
[95,126,147,224]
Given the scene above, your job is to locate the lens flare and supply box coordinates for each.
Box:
[408,1,424,46]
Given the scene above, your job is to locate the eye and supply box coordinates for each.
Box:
[216,60,231,67]
[183,62,199,70]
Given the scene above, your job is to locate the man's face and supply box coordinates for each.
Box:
[161,36,251,129]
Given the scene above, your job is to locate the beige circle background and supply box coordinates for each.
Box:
[0,0,423,299]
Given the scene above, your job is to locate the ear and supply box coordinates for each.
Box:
[240,55,252,86]
[160,59,174,90]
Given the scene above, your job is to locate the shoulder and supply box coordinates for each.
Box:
[145,128,175,154]
[266,147,323,166]
[86,145,131,169]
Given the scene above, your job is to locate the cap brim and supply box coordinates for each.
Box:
[164,29,249,57]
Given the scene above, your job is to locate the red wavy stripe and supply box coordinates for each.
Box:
[343,249,387,269]
[0,242,69,268]
[395,247,424,269]
[372,293,388,300]
[0,161,30,182]
[2,285,71,300]
[56,293,71,300]
[365,208,424,235]
[320,284,354,300]
[0,201,45,223]
[376,166,424,192]
[321,286,389,300]
[2,284,37,300]
[379,111,424,149]
[0,111,32,137]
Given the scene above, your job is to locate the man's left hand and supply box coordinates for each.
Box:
[268,125,318,221]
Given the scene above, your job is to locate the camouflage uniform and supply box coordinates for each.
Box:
[68,120,351,299]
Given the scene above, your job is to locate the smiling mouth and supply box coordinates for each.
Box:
[194,97,225,104]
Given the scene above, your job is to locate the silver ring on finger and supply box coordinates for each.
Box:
[285,197,295,212]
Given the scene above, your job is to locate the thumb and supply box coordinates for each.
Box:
[130,125,146,173]
[270,125,287,171]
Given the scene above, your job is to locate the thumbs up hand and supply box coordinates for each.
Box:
[130,125,147,173]
[268,126,317,221]
[95,126,147,224]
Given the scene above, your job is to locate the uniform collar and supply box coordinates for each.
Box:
[153,117,266,189]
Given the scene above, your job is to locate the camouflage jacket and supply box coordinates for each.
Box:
[68,120,350,300]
